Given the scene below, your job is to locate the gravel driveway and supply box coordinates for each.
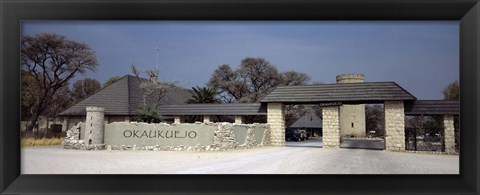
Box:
[21,145,459,174]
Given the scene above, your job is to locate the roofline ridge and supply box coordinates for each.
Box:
[57,75,131,116]
[276,81,399,87]
[391,81,417,100]
[59,74,131,116]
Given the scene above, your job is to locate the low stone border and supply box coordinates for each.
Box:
[404,150,459,155]
[341,137,384,141]
[105,143,266,152]
[63,142,105,150]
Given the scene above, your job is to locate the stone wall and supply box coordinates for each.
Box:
[106,122,270,151]
[267,103,285,146]
[443,115,455,154]
[104,122,216,147]
[62,121,270,151]
[384,101,405,151]
[322,106,340,148]
[62,122,104,150]
[64,116,84,132]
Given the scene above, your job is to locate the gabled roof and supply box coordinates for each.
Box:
[260,82,416,104]
[405,100,459,116]
[59,75,192,116]
[158,103,267,116]
[289,111,322,128]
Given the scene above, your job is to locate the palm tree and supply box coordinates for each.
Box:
[185,86,220,122]
[186,86,220,104]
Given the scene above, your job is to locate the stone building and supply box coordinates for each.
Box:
[58,75,192,131]
[288,110,323,137]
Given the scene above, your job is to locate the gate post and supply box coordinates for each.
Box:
[443,115,455,154]
[322,106,340,148]
[267,103,285,146]
[384,101,405,151]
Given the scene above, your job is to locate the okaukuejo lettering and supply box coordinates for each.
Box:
[123,130,197,139]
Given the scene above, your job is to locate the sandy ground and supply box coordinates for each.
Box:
[21,143,459,174]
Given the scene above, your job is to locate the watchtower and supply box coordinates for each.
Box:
[85,107,105,145]
[336,74,366,137]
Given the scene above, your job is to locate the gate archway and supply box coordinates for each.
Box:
[260,81,417,152]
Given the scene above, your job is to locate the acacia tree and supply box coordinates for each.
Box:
[130,64,180,123]
[207,64,248,103]
[21,70,40,120]
[443,80,459,100]
[208,57,310,103]
[208,57,310,123]
[71,78,101,104]
[281,71,311,86]
[21,33,98,132]
[22,70,72,136]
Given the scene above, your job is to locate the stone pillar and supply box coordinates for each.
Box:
[443,115,455,154]
[235,115,244,124]
[203,115,211,123]
[174,116,184,124]
[85,107,105,145]
[322,106,340,148]
[267,103,285,146]
[384,101,405,151]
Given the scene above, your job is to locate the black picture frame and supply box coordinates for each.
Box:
[1,0,479,194]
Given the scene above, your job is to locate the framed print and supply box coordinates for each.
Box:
[1,0,479,194]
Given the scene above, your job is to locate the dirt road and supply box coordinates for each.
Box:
[21,145,459,174]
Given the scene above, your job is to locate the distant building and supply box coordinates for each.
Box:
[288,110,323,137]
[58,75,192,131]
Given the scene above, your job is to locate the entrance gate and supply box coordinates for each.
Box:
[405,128,444,152]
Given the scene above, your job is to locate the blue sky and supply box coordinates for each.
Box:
[22,21,459,99]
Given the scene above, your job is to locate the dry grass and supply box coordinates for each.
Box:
[21,137,64,147]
